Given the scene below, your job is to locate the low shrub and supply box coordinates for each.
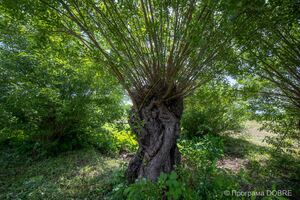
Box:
[111,171,196,200]
[178,135,238,199]
[182,81,248,137]
[88,125,138,156]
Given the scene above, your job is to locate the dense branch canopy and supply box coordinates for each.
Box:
[258,26,300,112]
[237,0,300,115]
[37,0,237,107]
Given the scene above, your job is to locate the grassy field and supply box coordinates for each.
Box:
[1,121,299,199]
[0,148,126,199]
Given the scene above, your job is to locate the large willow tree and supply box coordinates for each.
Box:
[13,0,238,182]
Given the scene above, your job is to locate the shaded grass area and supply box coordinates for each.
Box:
[0,146,126,199]
[219,122,300,199]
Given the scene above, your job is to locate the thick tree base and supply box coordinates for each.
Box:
[126,97,183,183]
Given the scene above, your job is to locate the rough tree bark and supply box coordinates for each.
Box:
[126,96,183,183]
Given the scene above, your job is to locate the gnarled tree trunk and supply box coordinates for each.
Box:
[126,97,183,183]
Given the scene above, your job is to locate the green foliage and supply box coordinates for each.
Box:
[242,77,300,153]
[88,126,138,156]
[231,0,300,149]
[9,0,237,102]
[179,135,224,165]
[157,172,187,200]
[106,125,138,153]
[112,171,195,200]
[0,11,125,155]
[263,115,299,153]
[182,80,249,137]
[178,135,238,199]
[123,179,160,200]
[254,104,299,154]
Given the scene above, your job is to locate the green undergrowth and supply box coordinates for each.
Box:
[0,147,126,200]
[110,135,241,200]
[1,127,299,199]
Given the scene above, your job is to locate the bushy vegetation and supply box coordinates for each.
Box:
[88,125,138,156]
[0,11,125,156]
[182,80,249,137]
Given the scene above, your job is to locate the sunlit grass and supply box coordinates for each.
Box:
[219,121,300,197]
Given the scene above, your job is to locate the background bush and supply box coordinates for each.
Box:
[182,80,249,137]
[0,17,125,155]
[88,125,138,156]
